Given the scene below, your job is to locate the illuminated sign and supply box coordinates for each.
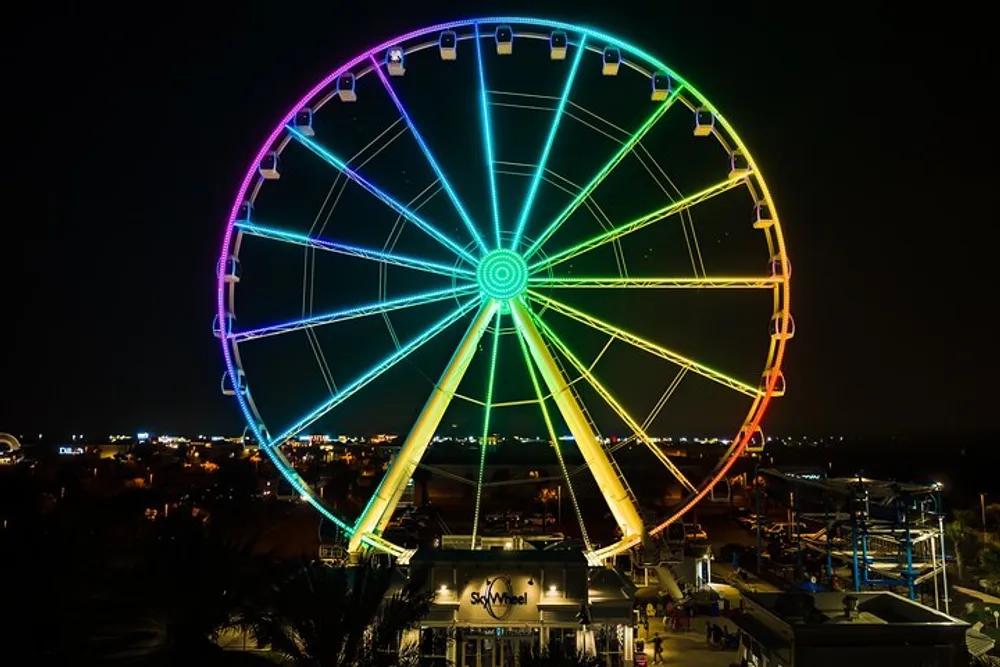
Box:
[470,576,528,621]
[58,447,84,456]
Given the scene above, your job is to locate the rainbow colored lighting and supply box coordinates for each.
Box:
[216,16,791,563]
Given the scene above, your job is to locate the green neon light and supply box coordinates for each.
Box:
[513,311,592,550]
[510,34,587,251]
[528,175,745,273]
[528,289,760,396]
[523,87,682,261]
[471,308,502,546]
[476,249,529,300]
[529,309,696,493]
[473,22,502,249]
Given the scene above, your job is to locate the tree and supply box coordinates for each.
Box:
[91,510,277,666]
[981,542,1000,593]
[238,559,432,667]
[945,509,980,581]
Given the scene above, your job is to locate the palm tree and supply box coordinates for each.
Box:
[945,509,980,581]
[238,559,432,667]
[91,509,278,666]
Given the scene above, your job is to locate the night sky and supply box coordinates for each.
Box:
[5,2,995,438]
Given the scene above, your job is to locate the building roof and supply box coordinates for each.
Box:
[410,549,588,565]
[728,611,791,649]
[745,591,969,627]
[966,628,997,658]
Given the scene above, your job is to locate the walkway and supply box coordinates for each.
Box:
[638,613,740,667]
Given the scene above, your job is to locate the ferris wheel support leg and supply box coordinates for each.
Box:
[509,299,645,542]
[347,299,499,554]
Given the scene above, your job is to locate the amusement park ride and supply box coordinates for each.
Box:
[213,17,793,570]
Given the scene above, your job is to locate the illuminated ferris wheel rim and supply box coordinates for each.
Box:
[216,16,792,562]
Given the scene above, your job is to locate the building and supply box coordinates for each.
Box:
[408,550,635,667]
[730,591,970,667]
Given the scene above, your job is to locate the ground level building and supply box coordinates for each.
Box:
[730,591,970,667]
[408,549,635,667]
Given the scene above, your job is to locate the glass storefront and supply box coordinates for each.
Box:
[456,628,540,667]
[595,626,624,667]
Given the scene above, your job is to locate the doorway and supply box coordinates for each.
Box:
[460,634,535,667]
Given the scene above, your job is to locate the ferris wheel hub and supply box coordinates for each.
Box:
[476,249,529,300]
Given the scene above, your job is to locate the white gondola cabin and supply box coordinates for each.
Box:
[259,152,280,180]
[496,25,513,55]
[212,312,236,339]
[219,257,241,284]
[221,369,247,396]
[550,30,568,60]
[386,47,405,76]
[602,47,621,76]
[760,369,786,397]
[439,30,457,60]
[651,72,672,101]
[293,108,314,136]
[236,200,253,224]
[694,107,714,137]
[336,73,357,102]
[753,202,775,229]
[769,310,795,340]
[728,150,750,178]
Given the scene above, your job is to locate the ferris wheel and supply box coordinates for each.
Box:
[214,16,793,563]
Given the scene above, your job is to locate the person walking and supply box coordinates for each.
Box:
[651,633,664,664]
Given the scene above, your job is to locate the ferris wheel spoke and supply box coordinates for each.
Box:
[230,285,477,343]
[528,175,747,274]
[265,296,482,448]
[523,87,683,261]
[527,290,762,398]
[510,35,587,252]
[471,309,502,547]
[528,276,781,289]
[370,56,489,256]
[509,298,645,542]
[285,126,477,265]
[531,311,697,494]
[348,299,500,552]
[473,22,502,248]
[236,222,475,279]
[514,317,593,551]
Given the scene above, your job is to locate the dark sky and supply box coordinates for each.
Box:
[5,2,996,438]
